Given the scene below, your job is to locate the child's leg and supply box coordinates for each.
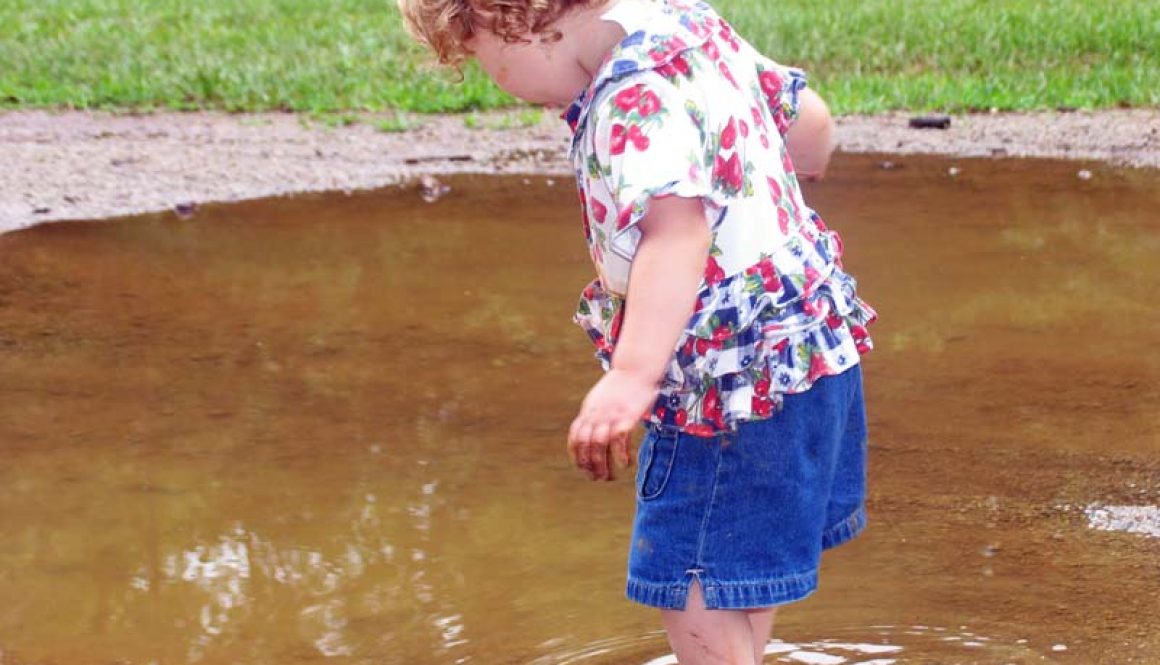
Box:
[745,607,777,663]
[661,579,770,665]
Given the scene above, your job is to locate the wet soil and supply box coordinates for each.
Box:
[1,108,1158,233]
[0,154,1158,664]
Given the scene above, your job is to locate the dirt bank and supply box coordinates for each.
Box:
[1,107,1157,233]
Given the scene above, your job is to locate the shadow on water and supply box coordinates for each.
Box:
[0,155,1157,664]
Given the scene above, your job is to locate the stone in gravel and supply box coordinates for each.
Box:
[173,201,198,219]
[909,114,952,129]
[419,175,451,203]
[1084,504,1160,539]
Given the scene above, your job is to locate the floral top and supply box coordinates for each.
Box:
[563,0,877,436]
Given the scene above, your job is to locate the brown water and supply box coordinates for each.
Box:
[1,155,1158,665]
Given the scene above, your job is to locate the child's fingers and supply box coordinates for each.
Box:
[595,443,613,481]
[567,418,593,474]
[611,431,632,470]
[589,422,612,480]
[567,413,635,482]
[566,419,581,466]
[566,434,580,468]
[569,416,608,480]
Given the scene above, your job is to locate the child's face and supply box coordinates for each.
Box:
[467,30,592,107]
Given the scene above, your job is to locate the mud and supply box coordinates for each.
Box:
[1,108,1158,233]
[0,154,1158,664]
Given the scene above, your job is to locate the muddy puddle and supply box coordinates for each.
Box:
[1,155,1157,664]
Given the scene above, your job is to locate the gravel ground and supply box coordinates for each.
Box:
[1,107,1158,233]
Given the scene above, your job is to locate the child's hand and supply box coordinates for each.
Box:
[567,368,658,481]
[567,195,707,482]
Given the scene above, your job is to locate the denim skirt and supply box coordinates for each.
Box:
[626,364,867,610]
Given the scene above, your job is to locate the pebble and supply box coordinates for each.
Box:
[908,114,952,130]
[173,201,198,219]
[1077,169,1093,180]
[418,175,451,203]
[1084,504,1160,538]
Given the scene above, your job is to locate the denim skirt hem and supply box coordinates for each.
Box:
[626,569,820,610]
[625,506,866,610]
[822,506,867,550]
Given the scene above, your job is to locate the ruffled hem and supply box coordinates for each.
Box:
[683,235,837,343]
[573,262,877,435]
[657,271,877,435]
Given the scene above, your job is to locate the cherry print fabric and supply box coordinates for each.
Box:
[563,0,877,434]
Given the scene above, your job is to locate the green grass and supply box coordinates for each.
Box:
[463,108,544,129]
[372,111,421,132]
[1,0,1157,114]
[718,0,1160,112]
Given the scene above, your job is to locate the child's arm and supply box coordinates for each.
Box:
[567,195,710,481]
[785,87,836,180]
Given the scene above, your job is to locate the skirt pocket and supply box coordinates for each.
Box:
[636,428,679,501]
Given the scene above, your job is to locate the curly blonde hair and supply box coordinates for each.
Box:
[398,0,600,66]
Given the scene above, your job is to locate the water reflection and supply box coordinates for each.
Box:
[1,157,1158,663]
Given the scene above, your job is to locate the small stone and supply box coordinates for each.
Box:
[878,160,899,170]
[418,175,451,203]
[1052,644,1068,652]
[173,201,198,219]
[32,206,51,214]
[948,166,961,177]
[1077,169,1093,180]
[908,114,952,130]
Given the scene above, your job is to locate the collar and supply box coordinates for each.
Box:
[561,0,718,140]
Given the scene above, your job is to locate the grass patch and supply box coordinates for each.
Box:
[463,108,545,130]
[374,112,420,133]
[0,0,1156,114]
[718,0,1160,113]
[308,111,361,129]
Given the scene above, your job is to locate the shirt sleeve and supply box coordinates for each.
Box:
[756,61,808,136]
[589,75,718,264]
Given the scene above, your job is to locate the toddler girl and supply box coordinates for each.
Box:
[399,0,877,662]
